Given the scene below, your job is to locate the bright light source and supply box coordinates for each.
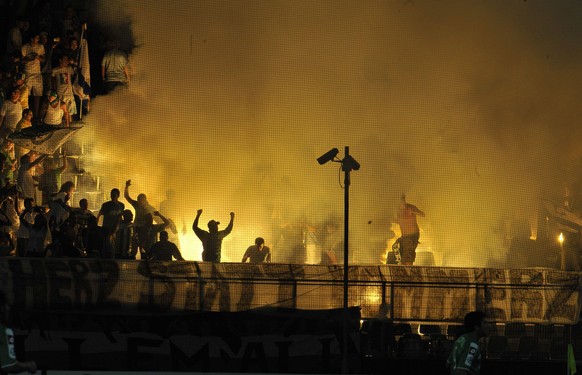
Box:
[558,232,564,244]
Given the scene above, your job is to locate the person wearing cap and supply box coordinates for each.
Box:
[193,209,234,262]
[242,237,271,264]
[42,90,69,127]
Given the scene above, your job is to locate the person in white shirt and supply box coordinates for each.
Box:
[21,33,45,117]
[0,87,22,141]
[42,90,69,127]
[101,40,130,93]
[51,55,77,117]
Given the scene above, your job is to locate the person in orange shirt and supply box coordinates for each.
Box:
[396,194,425,265]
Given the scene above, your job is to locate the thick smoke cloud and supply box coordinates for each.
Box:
[79,0,582,265]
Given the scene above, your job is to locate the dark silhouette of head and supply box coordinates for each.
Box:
[137,193,147,206]
[111,188,120,201]
[122,209,133,223]
[463,311,487,338]
[160,231,169,241]
[59,181,75,195]
[207,220,219,233]
[23,198,34,209]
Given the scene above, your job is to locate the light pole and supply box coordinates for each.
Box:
[317,146,360,374]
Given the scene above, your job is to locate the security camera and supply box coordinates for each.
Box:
[317,148,339,165]
[342,155,360,171]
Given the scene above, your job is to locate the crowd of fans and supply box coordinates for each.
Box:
[0,3,147,261]
[1,3,287,265]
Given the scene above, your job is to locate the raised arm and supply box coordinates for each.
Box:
[223,212,235,235]
[154,211,170,229]
[192,209,204,237]
[124,179,137,206]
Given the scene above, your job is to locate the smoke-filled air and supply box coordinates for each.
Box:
[77,0,582,266]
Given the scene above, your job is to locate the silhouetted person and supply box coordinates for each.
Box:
[38,153,67,205]
[85,215,111,258]
[149,231,184,261]
[18,205,48,257]
[114,209,136,259]
[0,290,37,373]
[139,211,170,259]
[159,189,187,248]
[48,181,75,232]
[446,311,488,375]
[15,197,35,257]
[193,209,234,262]
[101,40,129,93]
[17,151,48,200]
[124,179,156,255]
[242,237,271,263]
[396,194,425,265]
[97,188,125,236]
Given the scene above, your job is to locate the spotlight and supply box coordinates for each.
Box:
[317,148,339,165]
[342,155,360,171]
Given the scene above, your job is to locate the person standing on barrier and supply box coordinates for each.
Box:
[446,311,487,375]
[396,194,425,265]
[0,290,37,373]
[193,209,234,262]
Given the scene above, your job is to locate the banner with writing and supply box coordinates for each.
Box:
[0,259,579,323]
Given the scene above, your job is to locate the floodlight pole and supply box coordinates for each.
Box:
[341,146,351,375]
